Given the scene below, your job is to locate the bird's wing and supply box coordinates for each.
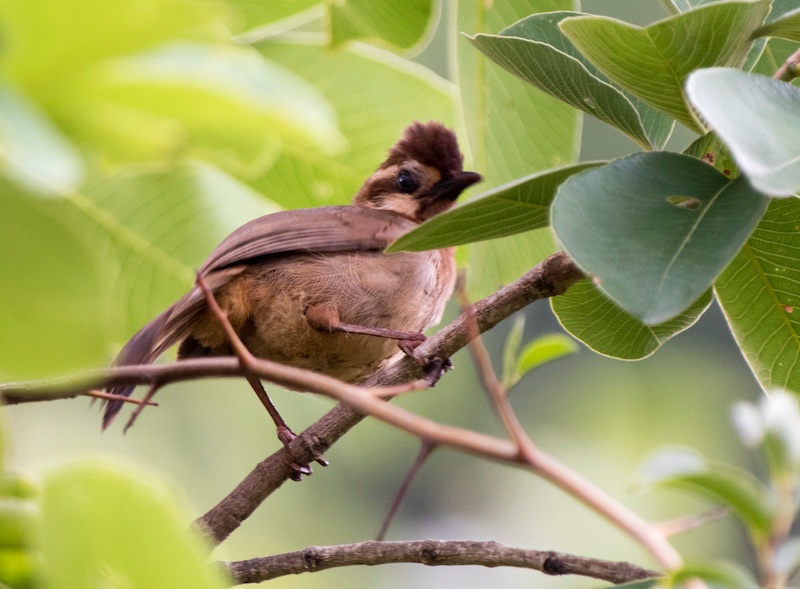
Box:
[200,206,417,274]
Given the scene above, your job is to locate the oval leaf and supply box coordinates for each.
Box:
[552,152,768,324]
[469,12,673,149]
[389,162,600,252]
[515,333,579,377]
[560,1,771,132]
[552,279,712,359]
[687,68,800,197]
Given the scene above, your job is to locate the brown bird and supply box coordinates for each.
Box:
[103,121,481,462]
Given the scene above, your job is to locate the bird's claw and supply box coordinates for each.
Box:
[277,426,328,481]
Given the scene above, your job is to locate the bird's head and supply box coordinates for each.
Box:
[352,121,482,222]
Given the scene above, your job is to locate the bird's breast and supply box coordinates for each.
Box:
[230,248,455,383]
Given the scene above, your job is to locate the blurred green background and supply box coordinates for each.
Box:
[1,0,768,587]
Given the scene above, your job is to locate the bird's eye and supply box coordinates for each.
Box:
[395,170,417,194]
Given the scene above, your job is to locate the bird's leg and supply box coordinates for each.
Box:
[245,376,328,479]
[305,303,451,385]
[195,273,327,478]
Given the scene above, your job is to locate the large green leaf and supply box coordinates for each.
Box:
[552,280,712,359]
[687,68,800,197]
[469,12,673,149]
[42,462,227,589]
[81,162,275,342]
[48,42,342,175]
[457,0,580,299]
[560,1,771,132]
[328,0,435,50]
[0,0,216,87]
[222,0,320,35]
[552,152,769,324]
[0,180,111,378]
[715,198,800,394]
[753,7,800,40]
[253,35,456,209]
[389,162,601,252]
[0,83,83,194]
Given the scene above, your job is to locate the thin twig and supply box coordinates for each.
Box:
[376,439,437,541]
[221,539,660,585]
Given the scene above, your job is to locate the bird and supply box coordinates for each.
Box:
[102,121,481,466]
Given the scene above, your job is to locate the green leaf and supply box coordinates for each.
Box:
[552,279,712,359]
[667,0,722,12]
[714,198,800,394]
[81,162,275,341]
[515,333,579,377]
[683,132,741,179]
[456,0,580,300]
[687,68,800,197]
[328,0,435,50]
[0,500,36,550]
[0,83,83,194]
[41,462,227,589]
[469,12,673,149]
[51,42,342,175]
[670,562,760,589]
[0,180,111,378]
[560,1,771,132]
[223,0,320,35]
[552,152,769,324]
[640,448,774,536]
[389,162,601,252]
[254,35,456,209]
[753,7,800,40]
[0,0,216,88]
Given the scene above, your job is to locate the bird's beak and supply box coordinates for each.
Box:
[427,171,483,201]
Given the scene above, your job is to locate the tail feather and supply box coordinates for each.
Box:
[102,267,246,429]
[102,289,203,428]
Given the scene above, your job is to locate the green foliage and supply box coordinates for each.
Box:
[552,280,712,359]
[41,463,227,589]
[559,1,771,132]
[469,12,674,149]
[715,198,800,393]
[455,0,580,300]
[641,392,800,588]
[393,0,800,392]
[500,315,578,390]
[388,162,600,251]
[552,152,768,324]
[687,68,800,196]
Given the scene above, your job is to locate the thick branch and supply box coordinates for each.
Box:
[221,540,658,585]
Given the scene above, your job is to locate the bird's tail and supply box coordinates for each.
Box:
[102,288,205,429]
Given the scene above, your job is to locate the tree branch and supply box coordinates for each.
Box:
[221,540,659,585]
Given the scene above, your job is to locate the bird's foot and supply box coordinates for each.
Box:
[277,426,329,481]
[399,338,453,386]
